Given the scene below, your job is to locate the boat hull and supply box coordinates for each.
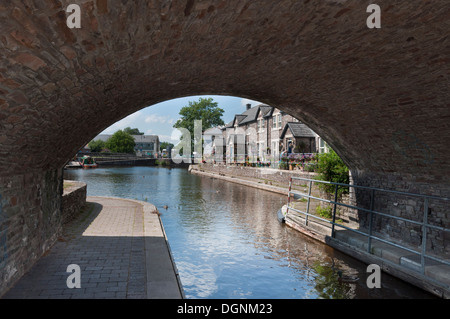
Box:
[277,209,285,223]
[82,164,98,169]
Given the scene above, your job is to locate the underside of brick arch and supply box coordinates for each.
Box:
[0,0,449,295]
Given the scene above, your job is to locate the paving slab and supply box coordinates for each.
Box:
[1,196,183,299]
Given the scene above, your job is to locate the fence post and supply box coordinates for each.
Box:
[305,180,312,226]
[331,184,338,238]
[287,177,292,215]
[421,197,429,274]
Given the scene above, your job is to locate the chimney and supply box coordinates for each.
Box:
[246,103,251,110]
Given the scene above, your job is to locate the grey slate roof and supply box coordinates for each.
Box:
[259,105,274,118]
[224,119,234,129]
[238,105,261,124]
[233,103,275,125]
[281,122,317,139]
[235,114,248,124]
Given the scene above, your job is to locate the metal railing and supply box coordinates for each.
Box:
[285,176,450,277]
[77,152,157,161]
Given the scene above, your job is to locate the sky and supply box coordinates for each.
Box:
[100,95,263,144]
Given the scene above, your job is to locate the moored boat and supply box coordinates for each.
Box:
[65,161,82,169]
[79,156,98,169]
[277,205,288,223]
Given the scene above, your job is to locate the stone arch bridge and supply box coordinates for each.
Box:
[0,1,449,295]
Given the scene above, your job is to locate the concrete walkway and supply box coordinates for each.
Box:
[2,196,184,299]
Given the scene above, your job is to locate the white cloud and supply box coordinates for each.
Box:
[145,114,174,124]
[157,129,183,144]
[102,111,143,134]
[170,128,182,143]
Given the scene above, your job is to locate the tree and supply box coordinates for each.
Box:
[173,98,225,156]
[123,127,144,135]
[105,130,136,154]
[160,141,174,151]
[88,139,106,152]
[174,98,225,133]
[315,148,349,198]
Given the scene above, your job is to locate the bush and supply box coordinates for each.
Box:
[304,162,317,172]
[315,149,349,198]
[105,130,136,154]
[88,139,106,152]
[316,205,333,219]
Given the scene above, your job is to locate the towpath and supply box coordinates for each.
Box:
[2,196,183,299]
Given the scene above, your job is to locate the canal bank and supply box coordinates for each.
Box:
[61,166,437,299]
[2,196,184,299]
[188,163,315,195]
[188,164,449,298]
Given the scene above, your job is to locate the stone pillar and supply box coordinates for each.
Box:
[0,169,63,296]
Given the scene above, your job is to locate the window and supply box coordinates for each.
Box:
[273,116,277,129]
[319,138,329,153]
[258,119,264,132]
[272,141,279,157]
[257,142,265,158]
[278,114,282,128]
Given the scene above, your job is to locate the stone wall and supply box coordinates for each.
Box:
[192,163,359,226]
[0,169,63,297]
[350,170,450,259]
[194,162,316,188]
[62,180,87,225]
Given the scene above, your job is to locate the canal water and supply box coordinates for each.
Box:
[64,166,434,299]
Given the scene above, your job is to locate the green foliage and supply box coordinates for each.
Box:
[316,205,333,219]
[105,130,136,154]
[312,261,352,299]
[160,141,174,151]
[315,149,349,197]
[123,127,144,135]
[173,97,224,156]
[155,159,168,166]
[88,139,106,152]
[173,97,225,134]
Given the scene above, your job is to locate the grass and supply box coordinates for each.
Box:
[316,204,333,219]
[63,181,74,190]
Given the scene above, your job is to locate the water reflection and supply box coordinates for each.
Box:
[64,167,434,299]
